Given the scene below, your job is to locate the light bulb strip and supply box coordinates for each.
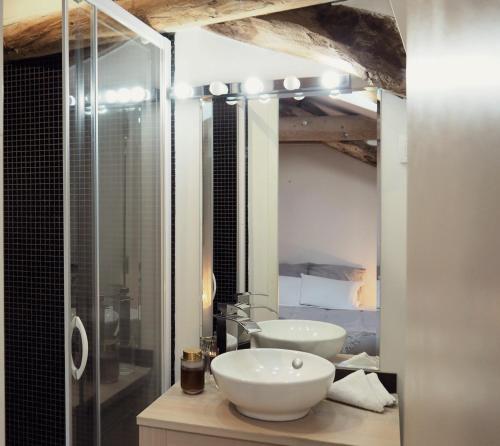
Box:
[169,74,352,101]
[70,86,153,107]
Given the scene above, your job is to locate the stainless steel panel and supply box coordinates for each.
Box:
[406,1,500,444]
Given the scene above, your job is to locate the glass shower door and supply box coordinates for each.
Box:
[96,11,166,446]
[65,1,171,445]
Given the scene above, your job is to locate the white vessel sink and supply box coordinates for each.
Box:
[252,320,346,360]
[210,348,335,421]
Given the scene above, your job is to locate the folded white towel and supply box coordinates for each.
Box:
[327,370,385,413]
[367,373,396,406]
[339,352,379,369]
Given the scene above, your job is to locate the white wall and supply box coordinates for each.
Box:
[279,143,378,308]
[378,91,407,428]
[345,0,394,16]
[174,99,203,381]
[175,28,332,88]
[247,98,279,313]
[389,0,406,49]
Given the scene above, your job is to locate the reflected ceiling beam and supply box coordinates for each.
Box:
[206,5,406,95]
[280,115,377,142]
[282,141,377,166]
[297,98,348,117]
[279,99,377,165]
[315,92,379,119]
[324,141,377,166]
[3,0,334,60]
[304,97,354,117]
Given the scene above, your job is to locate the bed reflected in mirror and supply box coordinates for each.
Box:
[276,91,379,368]
[240,90,380,369]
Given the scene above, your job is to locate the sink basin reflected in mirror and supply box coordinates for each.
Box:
[251,319,347,360]
[211,348,335,421]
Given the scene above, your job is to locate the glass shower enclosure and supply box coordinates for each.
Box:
[63,1,171,445]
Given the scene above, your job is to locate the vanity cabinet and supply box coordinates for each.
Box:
[137,382,400,446]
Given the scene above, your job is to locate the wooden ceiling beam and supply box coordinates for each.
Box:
[3,0,333,61]
[303,97,352,117]
[280,115,377,142]
[207,5,406,95]
[281,141,377,166]
[279,102,316,118]
[324,141,377,166]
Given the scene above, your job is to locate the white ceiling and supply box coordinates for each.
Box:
[341,0,394,16]
[175,28,340,87]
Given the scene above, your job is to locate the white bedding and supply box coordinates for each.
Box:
[279,305,379,333]
[300,273,362,310]
[278,269,380,355]
[279,305,380,355]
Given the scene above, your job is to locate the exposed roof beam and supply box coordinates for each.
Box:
[207,4,405,95]
[304,97,354,117]
[3,0,333,60]
[315,92,379,119]
[280,115,377,142]
[281,141,377,166]
[324,141,377,166]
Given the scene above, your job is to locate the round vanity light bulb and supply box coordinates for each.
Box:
[130,86,147,102]
[283,76,301,91]
[243,77,264,95]
[321,71,342,89]
[293,92,305,101]
[259,94,271,104]
[117,88,132,103]
[209,81,228,96]
[104,90,118,104]
[173,82,194,100]
[104,89,118,104]
[329,89,341,98]
[225,97,238,106]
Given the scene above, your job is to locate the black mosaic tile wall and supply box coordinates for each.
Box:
[212,98,238,305]
[3,38,177,445]
[4,56,66,446]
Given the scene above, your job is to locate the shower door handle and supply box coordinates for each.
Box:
[71,315,89,381]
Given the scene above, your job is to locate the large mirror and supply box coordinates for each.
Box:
[200,83,381,369]
[173,0,406,372]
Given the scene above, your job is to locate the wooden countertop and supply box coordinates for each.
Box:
[137,380,400,446]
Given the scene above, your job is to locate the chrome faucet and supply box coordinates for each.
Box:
[214,292,279,353]
[214,302,262,335]
[232,292,278,318]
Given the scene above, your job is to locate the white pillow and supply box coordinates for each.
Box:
[279,275,302,307]
[299,274,362,310]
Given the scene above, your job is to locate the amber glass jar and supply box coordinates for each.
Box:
[181,348,204,394]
